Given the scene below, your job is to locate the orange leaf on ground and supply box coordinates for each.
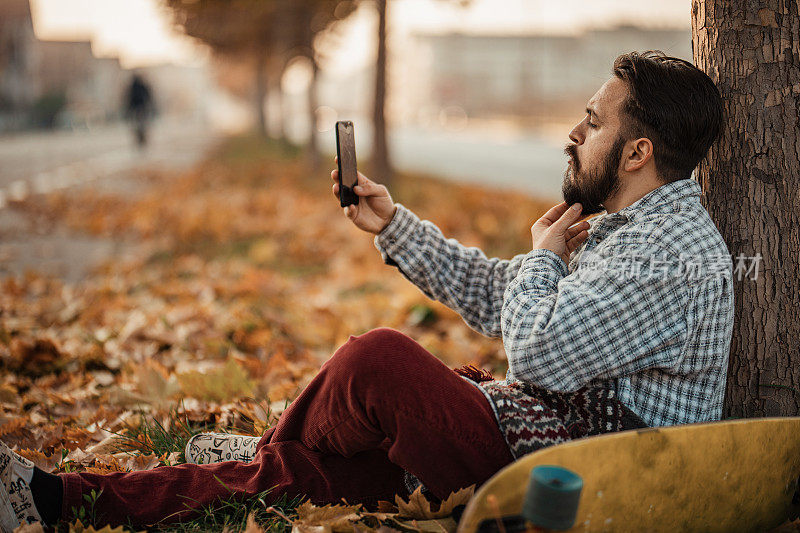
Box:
[395,485,474,520]
[16,448,59,473]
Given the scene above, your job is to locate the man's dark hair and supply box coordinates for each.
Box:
[612,50,723,183]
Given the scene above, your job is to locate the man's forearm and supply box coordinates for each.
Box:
[373,203,527,338]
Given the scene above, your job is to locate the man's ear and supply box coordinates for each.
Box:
[623,137,654,172]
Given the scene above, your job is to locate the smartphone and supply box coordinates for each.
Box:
[335,120,359,207]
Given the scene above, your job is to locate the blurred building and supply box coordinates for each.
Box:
[0,0,214,132]
[34,39,127,127]
[0,0,125,129]
[411,25,692,124]
[0,0,39,129]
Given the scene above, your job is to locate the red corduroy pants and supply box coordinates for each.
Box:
[59,327,515,527]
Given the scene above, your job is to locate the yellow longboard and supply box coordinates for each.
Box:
[457,417,800,532]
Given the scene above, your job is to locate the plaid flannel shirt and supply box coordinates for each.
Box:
[374,178,734,428]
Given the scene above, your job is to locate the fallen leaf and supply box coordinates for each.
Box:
[177,358,254,403]
[395,487,432,520]
[434,485,474,517]
[15,449,59,473]
[395,485,474,520]
[135,359,180,405]
[0,417,26,438]
[13,521,44,532]
[390,517,457,533]
[8,337,62,377]
[64,447,92,465]
[67,520,134,532]
[376,501,398,514]
[292,501,364,533]
[243,512,266,533]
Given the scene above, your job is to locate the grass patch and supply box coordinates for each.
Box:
[110,407,211,462]
[75,410,303,532]
[63,484,304,533]
[214,135,304,168]
[51,406,305,532]
[149,490,303,533]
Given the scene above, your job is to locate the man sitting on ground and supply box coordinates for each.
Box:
[0,50,732,531]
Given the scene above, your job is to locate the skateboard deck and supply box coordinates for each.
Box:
[457,417,800,532]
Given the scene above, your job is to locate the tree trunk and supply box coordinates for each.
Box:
[254,48,268,137]
[298,0,320,172]
[372,0,392,186]
[271,4,291,149]
[306,54,321,172]
[269,59,286,143]
[691,0,800,418]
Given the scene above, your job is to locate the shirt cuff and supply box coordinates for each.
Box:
[373,203,419,265]
[517,248,569,290]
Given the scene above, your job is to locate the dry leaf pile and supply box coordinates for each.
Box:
[258,484,474,533]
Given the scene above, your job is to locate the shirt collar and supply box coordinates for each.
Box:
[602,178,702,223]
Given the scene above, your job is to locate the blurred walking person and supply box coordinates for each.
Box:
[124,74,155,149]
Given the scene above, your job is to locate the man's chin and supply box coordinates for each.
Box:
[562,189,605,215]
[577,203,606,216]
[561,182,582,207]
[561,176,610,215]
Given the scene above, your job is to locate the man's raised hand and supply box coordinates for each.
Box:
[331,156,397,235]
[530,201,591,266]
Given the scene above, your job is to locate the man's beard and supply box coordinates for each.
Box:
[561,136,625,216]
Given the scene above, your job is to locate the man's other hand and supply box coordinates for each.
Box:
[531,201,591,266]
[331,156,397,235]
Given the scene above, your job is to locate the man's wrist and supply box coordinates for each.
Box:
[522,248,569,280]
[374,203,419,260]
[529,248,569,274]
[376,205,399,236]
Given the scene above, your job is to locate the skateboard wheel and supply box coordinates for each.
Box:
[522,465,583,530]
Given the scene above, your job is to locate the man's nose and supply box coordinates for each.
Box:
[568,122,583,145]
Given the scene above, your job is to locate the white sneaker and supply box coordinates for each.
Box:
[0,440,42,533]
[184,433,261,465]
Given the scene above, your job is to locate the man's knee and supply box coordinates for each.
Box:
[356,327,414,349]
[329,327,423,373]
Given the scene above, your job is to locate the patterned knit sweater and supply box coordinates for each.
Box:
[455,369,648,456]
[403,371,648,496]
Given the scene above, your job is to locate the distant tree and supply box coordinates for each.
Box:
[166,0,279,136]
[691,1,800,418]
[371,0,390,184]
[290,0,358,170]
[370,0,471,187]
[166,0,472,179]
[165,0,355,164]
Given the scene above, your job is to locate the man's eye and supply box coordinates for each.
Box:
[588,120,597,128]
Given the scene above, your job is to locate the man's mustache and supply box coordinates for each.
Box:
[564,143,579,170]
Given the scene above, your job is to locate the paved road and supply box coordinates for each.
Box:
[0,118,218,282]
[0,118,216,204]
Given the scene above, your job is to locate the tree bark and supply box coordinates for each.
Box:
[307,54,321,172]
[254,48,268,137]
[268,58,286,143]
[299,0,320,172]
[372,0,393,186]
[691,0,800,418]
